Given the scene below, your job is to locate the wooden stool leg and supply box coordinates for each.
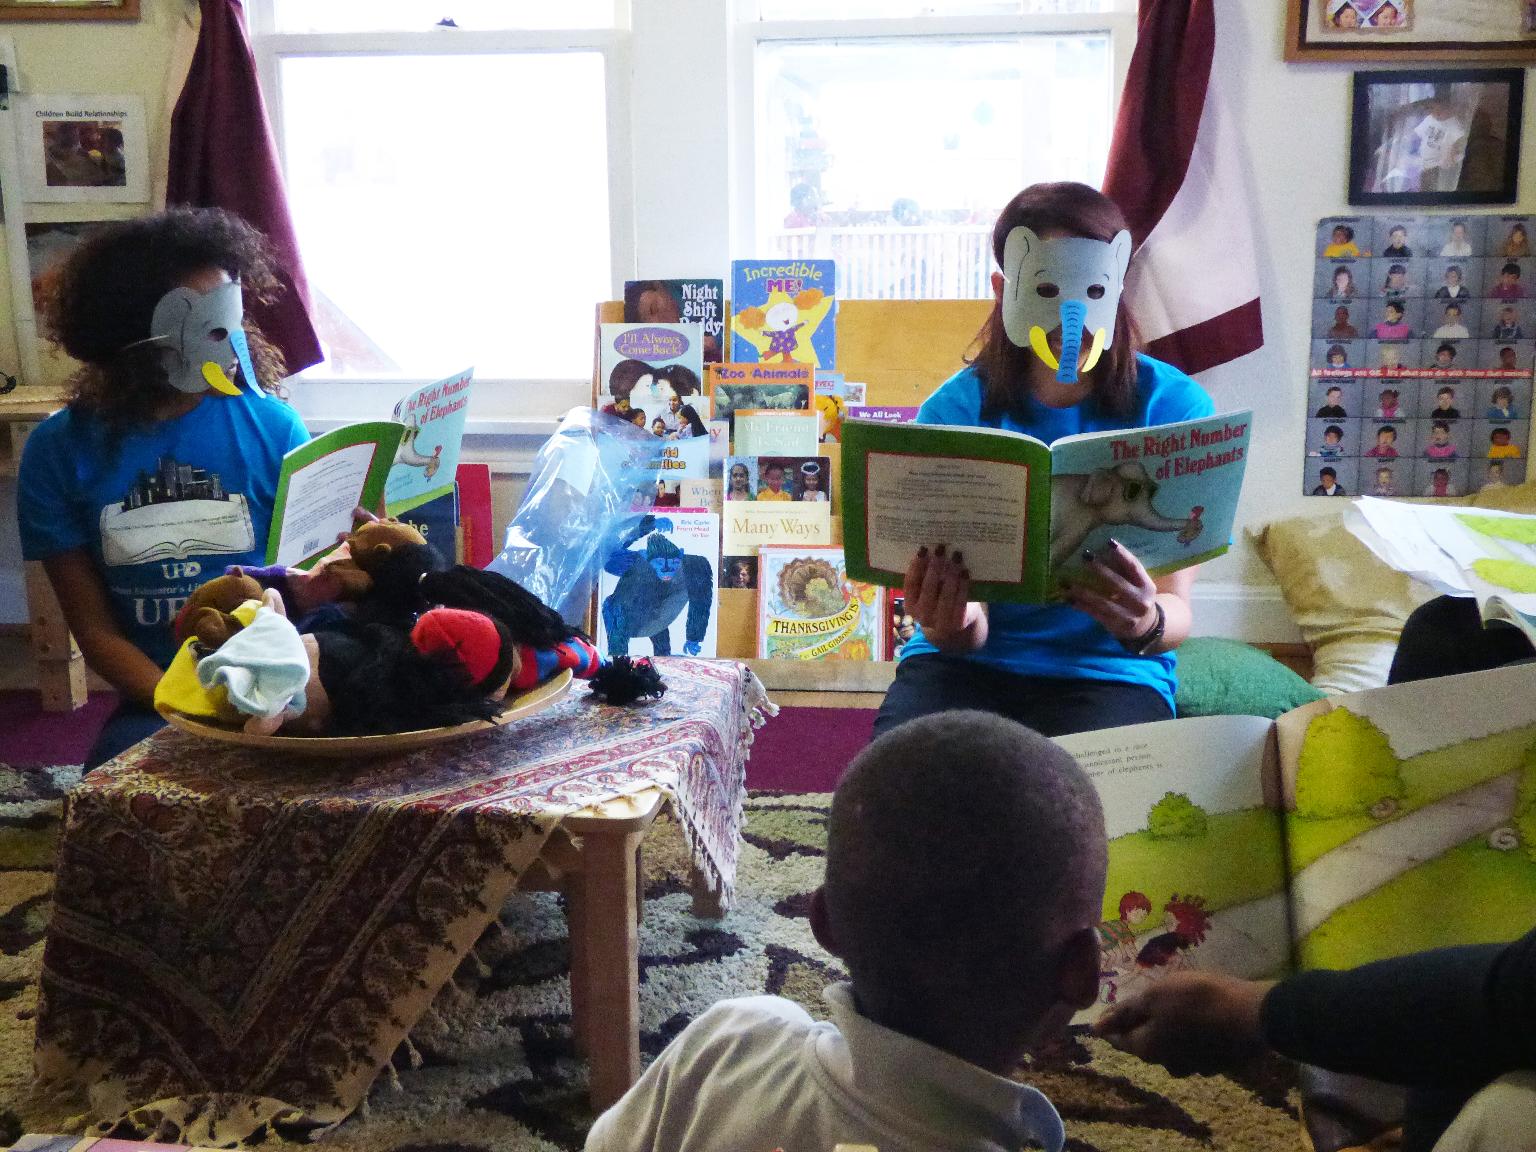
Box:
[577,827,643,1111]
[565,877,591,1056]
[634,843,644,926]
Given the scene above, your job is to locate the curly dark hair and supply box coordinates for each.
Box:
[44,207,289,432]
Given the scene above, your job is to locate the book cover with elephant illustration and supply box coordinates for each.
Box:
[1055,660,1536,1023]
[838,410,1252,603]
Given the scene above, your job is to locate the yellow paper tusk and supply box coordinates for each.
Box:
[1029,327,1060,371]
[202,361,242,396]
[1080,328,1109,372]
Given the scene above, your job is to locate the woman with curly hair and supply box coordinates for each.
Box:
[17,207,308,769]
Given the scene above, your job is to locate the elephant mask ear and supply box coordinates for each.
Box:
[1000,226,1135,382]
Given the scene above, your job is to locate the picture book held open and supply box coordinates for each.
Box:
[1060,661,1536,1023]
[840,410,1252,603]
[265,369,473,569]
[1348,496,1536,647]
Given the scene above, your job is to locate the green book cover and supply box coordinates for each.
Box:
[265,421,405,568]
[841,419,1054,603]
[840,410,1252,604]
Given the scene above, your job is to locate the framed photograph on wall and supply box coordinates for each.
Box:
[0,0,139,20]
[16,93,149,203]
[1349,69,1524,206]
[1288,0,1536,62]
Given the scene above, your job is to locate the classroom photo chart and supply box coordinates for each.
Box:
[1308,214,1534,499]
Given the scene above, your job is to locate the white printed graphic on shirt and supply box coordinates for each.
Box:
[98,454,254,567]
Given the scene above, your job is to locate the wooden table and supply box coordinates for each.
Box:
[526,786,724,1107]
[34,659,767,1140]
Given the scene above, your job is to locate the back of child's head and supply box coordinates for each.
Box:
[822,711,1106,1063]
[48,207,286,428]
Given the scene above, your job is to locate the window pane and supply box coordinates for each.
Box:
[756,37,1111,299]
[280,53,611,379]
[272,1,616,33]
[756,0,1115,19]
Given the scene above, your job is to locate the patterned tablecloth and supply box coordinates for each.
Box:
[34,659,771,1142]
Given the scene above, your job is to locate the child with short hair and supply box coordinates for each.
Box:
[585,711,1107,1152]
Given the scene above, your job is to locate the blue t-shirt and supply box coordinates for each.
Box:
[18,389,309,669]
[899,354,1215,710]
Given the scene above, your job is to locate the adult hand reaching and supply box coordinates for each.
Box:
[904,544,986,652]
[1092,970,1273,1077]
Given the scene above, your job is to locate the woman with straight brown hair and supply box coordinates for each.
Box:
[873,182,1215,739]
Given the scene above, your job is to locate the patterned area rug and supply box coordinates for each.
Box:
[0,766,1302,1152]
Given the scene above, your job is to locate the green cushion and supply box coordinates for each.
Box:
[1175,637,1325,720]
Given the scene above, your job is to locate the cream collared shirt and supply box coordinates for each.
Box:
[585,983,1064,1152]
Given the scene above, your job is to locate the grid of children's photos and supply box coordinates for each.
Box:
[1309,214,1535,498]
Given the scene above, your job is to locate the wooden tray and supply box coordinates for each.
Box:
[157,669,574,758]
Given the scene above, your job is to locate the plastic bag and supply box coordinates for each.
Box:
[488,406,662,627]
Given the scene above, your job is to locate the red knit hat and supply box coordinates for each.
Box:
[411,608,509,692]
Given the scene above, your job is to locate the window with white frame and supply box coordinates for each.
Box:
[743,0,1134,300]
[251,2,629,416]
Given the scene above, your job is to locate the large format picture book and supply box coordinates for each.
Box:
[729,259,836,369]
[1348,497,1536,647]
[596,510,720,659]
[840,411,1253,604]
[1060,661,1536,1022]
[265,370,475,569]
[756,545,885,661]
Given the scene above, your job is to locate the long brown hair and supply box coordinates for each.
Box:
[44,207,288,435]
[968,182,1142,420]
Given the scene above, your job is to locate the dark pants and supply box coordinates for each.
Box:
[873,653,1172,740]
[83,701,166,773]
[1388,595,1536,685]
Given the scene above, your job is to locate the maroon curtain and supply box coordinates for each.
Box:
[1101,0,1264,375]
[1102,0,1216,250]
[167,0,323,374]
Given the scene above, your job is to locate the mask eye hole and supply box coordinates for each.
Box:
[209,327,229,341]
[1035,283,1059,299]
[1087,285,1106,300]
[1124,481,1142,501]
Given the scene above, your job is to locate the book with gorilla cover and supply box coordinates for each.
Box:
[595,510,720,660]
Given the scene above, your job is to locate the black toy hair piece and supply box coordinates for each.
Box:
[420,566,576,649]
[588,656,667,705]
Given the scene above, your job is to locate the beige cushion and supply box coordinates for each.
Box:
[1251,483,1536,695]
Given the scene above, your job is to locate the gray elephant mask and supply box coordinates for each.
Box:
[1001,226,1132,384]
[147,280,255,396]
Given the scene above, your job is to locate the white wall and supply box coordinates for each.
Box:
[0,2,189,624]
[1129,0,1534,638]
[1,0,1532,642]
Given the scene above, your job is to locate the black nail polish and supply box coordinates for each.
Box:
[960,568,970,580]
[952,550,964,564]
[917,545,928,558]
